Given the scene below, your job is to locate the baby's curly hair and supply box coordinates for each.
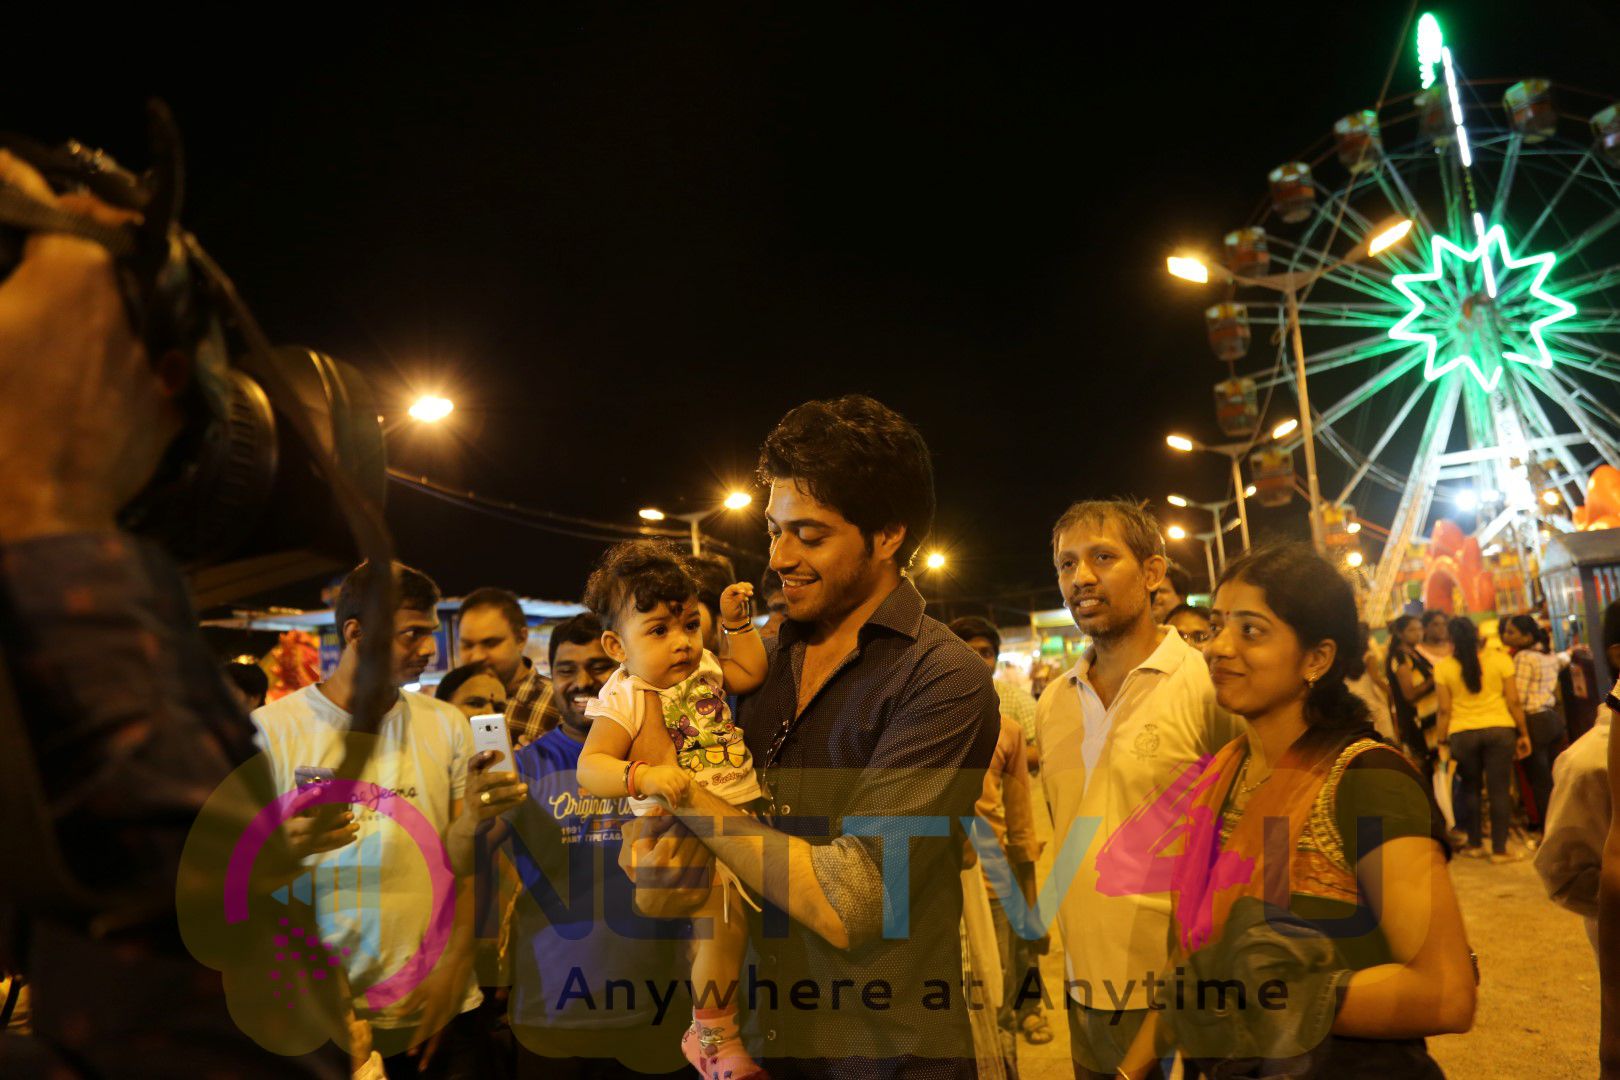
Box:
[583,539,700,631]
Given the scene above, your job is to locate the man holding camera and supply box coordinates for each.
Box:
[0,151,350,1075]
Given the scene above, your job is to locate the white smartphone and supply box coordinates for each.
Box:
[470,713,517,772]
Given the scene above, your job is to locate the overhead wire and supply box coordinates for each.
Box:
[385,468,758,563]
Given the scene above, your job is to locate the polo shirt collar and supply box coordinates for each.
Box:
[1066,625,1192,686]
[778,576,926,647]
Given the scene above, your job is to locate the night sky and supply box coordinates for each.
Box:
[25,2,1620,617]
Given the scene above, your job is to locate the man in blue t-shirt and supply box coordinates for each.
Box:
[490,613,691,1080]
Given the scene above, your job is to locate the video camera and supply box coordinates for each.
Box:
[0,102,387,605]
[0,103,399,918]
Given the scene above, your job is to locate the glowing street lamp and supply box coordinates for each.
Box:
[1271,418,1299,440]
[1367,218,1416,257]
[925,551,947,571]
[723,491,752,511]
[1167,494,1190,508]
[1166,434,1197,453]
[638,508,667,521]
[1166,256,1211,284]
[1166,525,1188,541]
[1346,551,1365,568]
[383,394,456,435]
[408,395,454,423]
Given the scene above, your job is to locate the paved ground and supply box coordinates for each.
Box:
[1006,779,1600,1079]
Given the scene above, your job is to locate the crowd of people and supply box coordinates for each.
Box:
[0,142,1615,1080]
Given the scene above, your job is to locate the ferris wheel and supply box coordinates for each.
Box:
[1195,13,1620,618]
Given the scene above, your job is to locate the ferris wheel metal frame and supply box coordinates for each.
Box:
[1211,41,1620,619]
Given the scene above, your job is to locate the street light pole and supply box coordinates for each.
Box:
[1196,531,1218,592]
[1228,455,1252,552]
[1283,287,1328,552]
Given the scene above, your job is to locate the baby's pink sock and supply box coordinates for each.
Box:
[681,1007,768,1080]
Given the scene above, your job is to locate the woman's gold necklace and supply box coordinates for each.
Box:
[1235,754,1271,801]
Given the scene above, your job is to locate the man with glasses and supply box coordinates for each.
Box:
[1163,603,1214,647]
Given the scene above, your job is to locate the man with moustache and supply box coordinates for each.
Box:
[252,560,491,1072]
[1035,501,1239,1080]
[618,395,1000,1079]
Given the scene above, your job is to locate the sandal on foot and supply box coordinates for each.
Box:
[1019,1013,1054,1045]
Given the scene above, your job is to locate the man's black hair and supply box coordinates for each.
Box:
[757,394,935,568]
[335,560,440,634]
[459,587,527,635]
[1163,561,1192,598]
[548,612,605,669]
[434,663,489,704]
[1165,603,1210,625]
[222,660,269,704]
[947,615,1001,657]
[688,553,736,617]
[582,540,699,632]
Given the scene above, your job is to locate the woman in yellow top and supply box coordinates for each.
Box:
[1435,616,1532,862]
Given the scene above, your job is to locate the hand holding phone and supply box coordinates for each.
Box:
[286,765,357,856]
[469,714,527,819]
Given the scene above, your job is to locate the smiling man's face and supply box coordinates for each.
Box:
[552,637,617,730]
[765,479,895,628]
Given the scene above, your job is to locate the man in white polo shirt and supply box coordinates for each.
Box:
[1036,500,1239,1080]
[253,560,502,1077]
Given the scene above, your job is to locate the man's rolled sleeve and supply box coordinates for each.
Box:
[809,835,886,945]
[1001,735,1041,866]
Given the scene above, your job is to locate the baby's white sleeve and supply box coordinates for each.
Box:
[584,678,641,739]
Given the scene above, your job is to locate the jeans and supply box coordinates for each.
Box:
[1522,708,1566,827]
[1450,726,1517,853]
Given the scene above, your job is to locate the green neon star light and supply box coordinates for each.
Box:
[1388,224,1577,393]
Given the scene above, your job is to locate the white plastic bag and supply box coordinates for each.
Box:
[1433,757,1457,831]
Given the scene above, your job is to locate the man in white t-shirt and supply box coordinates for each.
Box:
[254,560,512,1076]
[1036,500,1240,1080]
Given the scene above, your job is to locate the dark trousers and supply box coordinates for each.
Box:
[989,897,1045,1032]
[513,1024,690,1079]
[381,1007,491,1080]
[1522,708,1566,827]
[1067,1005,1163,1080]
[1451,727,1517,853]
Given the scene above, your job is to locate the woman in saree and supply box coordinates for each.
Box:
[1113,544,1476,1078]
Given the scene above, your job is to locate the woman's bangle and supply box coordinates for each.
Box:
[626,760,648,798]
[721,621,755,635]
